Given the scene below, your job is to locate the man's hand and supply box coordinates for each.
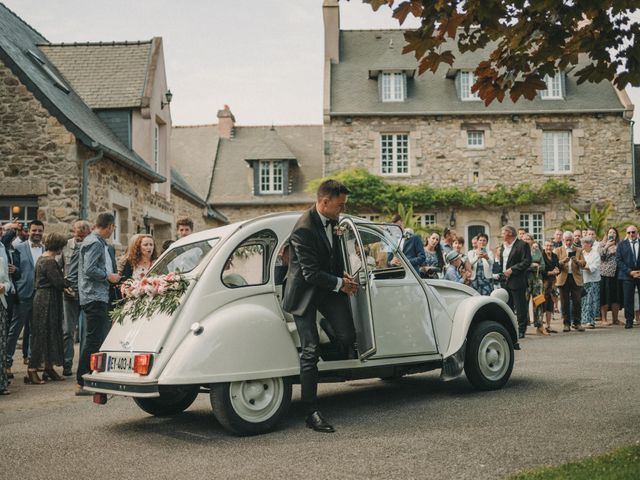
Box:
[340,273,358,296]
[107,273,121,284]
[7,264,16,274]
[630,270,640,279]
[63,287,75,297]
[390,256,401,267]
[0,285,5,295]
[503,268,513,278]
[561,257,570,265]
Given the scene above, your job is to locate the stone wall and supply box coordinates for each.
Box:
[324,113,636,237]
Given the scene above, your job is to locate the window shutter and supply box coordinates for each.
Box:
[251,161,261,196]
[282,160,290,195]
[561,72,566,98]
[455,73,461,99]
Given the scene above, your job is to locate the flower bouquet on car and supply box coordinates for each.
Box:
[110,272,190,324]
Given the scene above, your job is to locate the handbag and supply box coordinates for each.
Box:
[532,293,546,306]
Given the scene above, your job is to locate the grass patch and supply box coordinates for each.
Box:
[511,444,640,480]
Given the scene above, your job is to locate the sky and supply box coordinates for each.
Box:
[3,0,639,137]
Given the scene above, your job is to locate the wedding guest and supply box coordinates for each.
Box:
[453,237,471,284]
[555,231,587,332]
[0,256,11,395]
[524,234,547,335]
[444,251,465,283]
[552,230,563,249]
[616,225,640,329]
[581,237,601,328]
[468,233,494,295]
[441,228,456,254]
[26,233,67,385]
[176,217,194,239]
[119,235,158,283]
[420,232,444,279]
[599,227,621,326]
[541,240,560,333]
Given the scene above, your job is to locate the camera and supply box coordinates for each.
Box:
[568,251,576,258]
[608,235,614,241]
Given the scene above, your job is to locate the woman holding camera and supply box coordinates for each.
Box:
[598,227,621,325]
[468,233,494,295]
[524,234,547,335]
[542,240,560,333]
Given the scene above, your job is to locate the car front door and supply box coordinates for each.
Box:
[351,222,439,358]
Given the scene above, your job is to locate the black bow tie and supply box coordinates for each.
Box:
[324,219,337,228]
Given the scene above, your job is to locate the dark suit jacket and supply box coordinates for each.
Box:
[616,239,640,281]
[283,207,344,317]
[498,239,531,290]
[387,234,425,273]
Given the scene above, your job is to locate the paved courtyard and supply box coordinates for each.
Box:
[1,319,638,480]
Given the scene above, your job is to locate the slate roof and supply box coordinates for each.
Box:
[0,4,164,182]
[170,166,228,223]
[209,126,323,206]
[245,127,297,161]
[331,29,627,116]
[171,125,220,200]
[39,41,152,108]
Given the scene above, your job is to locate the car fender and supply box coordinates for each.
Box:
[443,292,518,358]
[158,296,300,385]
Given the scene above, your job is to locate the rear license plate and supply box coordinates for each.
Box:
[107,354,134,373]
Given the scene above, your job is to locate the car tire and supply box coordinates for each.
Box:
[210,377,292,436]
[133,386,200,416]
[464,320,514,391]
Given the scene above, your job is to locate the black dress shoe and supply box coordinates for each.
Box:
[305,411,335,433]
[62,367,73,376]
[624,323,633,329]
[518,332,525,339]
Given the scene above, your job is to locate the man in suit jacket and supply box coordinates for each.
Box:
[616,225,640,329]
[554,231,587,332]
[388,215,426,273]
[6,220,45,371]
[498,225,531,338]
[283,179,358,433]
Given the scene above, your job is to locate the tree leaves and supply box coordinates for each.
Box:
[361,0,640,104]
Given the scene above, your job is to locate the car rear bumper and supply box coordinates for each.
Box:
[83,374,160,398]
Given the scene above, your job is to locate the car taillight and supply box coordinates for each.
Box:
[90,353,106,372]
[133,353,153,375]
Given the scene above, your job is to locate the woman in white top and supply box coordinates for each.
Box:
[467,233,494,295]
[581,236,601,328]
[0,257,11,394]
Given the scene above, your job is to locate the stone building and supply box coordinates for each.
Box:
[322,0,636,243]
[171,106,322,223]
[0,5,222,249]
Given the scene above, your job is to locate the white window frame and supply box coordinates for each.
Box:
[542,130,571,174]
[258,160,284,194]
[112,208,121,244]
[357,214,381,222]
[460,71,480,101]
[467,130,484,148]
[414,213,436,228]
[380,72,406,102]
[519,213,545,244]
[540,73,563,99]
[380,133,409,176]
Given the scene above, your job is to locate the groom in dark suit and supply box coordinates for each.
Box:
[617,225,640,329]
[498,225,531,338]
[283,179,358,433]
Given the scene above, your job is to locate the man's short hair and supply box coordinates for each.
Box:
[502,225,517,237]
[95,212,115,229]
[563,230,574,239]
[391,214,402,224]
[316,179,350,199]
[73,220,91,232]
[176,216,194,230]
[29,220,44,230]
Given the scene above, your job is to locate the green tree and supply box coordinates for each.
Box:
[559,203,619,237]
[362,0,640,104]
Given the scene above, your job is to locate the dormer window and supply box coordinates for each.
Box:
[459,72,480,101]
[380,72,406,102]
[259,160,284,194]
[540,73,563,99]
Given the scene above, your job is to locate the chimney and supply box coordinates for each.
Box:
[217,105,236,139]
[323,0,340,64]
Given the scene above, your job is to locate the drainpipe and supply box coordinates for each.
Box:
[80,148,103,220]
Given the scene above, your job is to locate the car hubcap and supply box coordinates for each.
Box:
[478,331,510,381]
[229,378,283,423]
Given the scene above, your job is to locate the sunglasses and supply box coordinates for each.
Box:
[627,230,638,234]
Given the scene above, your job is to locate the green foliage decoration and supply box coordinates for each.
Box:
[307,169,576,213]
[558,203,633,238]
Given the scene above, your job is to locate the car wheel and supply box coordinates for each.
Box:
[210,377,292,436]
[464,320,514,391]
[133,386,200,416]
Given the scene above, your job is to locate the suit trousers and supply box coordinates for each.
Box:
[559,274,582,326]
[621,278,640,326]
[293,292,355,414]
[506,286,528,335]
[63,295,85,369]
[76,301,109,386]
[5,296,32,368]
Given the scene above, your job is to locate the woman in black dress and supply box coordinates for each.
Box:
[25,232,67,385]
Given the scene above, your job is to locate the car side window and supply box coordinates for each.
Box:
[355,225,406,280]
[222,229,278,288]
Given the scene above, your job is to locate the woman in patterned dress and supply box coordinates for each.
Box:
[599,227,621,325]
[0,256,11,394]
[468,233,494,295]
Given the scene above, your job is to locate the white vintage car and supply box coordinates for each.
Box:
[84,212,519,435]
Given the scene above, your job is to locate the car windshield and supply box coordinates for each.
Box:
[149,238,220,275]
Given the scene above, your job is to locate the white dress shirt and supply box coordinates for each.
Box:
[316,210,341,292]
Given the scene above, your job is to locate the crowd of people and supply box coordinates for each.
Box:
[0,214,195,396]
[398,222,640,339]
